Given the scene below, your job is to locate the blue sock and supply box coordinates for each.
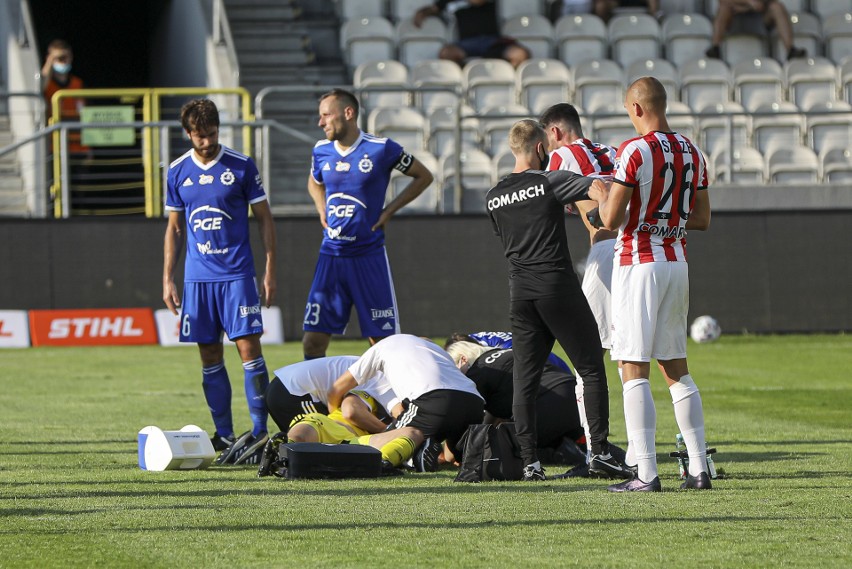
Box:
[243,356,269,437]
[202,362,233,438]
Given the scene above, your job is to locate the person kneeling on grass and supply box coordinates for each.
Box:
[287,390,423,474]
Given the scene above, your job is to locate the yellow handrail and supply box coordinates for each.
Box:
[49,87,253,218]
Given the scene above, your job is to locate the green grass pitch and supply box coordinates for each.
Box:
[1,335,850,568]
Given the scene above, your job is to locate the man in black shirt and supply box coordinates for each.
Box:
[413,0,530,68]
[486,119,631,482]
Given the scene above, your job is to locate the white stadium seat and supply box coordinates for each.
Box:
[555,14,608,67]
[666,101,697,142]
[516,58,571,115]
[340,17,395,70]
[626,58,679,102]
[492,148,516,183]
[823,12,852,63]
[368,107,427,152]
[773,11,822,62]
[806,101,852,155]
[411,59,462,111]
[353,60,410,113]
[609,13,662,68]
[820,144,852,182]
[388,151,440,213]
[439,148,494,213]
[396,16,449,68]
[478,103,530,156]
[766,144,819,184]
[785,56,838,111]
[749,101,804,154]
[697,101,749,158]
[590,104,636,149]
[463,58,517,112]
[389,0,432,22]
[337,0,384,20]
[732,57,785,112]
[426,105,480,157]
[572,59,625,115]
[679,57,733,111]
[662,13,713,67]
[812,0,852,19]
[498,0,544,23]
[712,146,765,185]
[502,14,554,60]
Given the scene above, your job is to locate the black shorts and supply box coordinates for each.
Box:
[265,378,329,433]
[393,389,485,457]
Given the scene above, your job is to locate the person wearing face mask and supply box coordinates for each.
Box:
[484,119,630,482]
[41,39,86,145]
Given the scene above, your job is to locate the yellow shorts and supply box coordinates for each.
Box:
[290,413,357,443]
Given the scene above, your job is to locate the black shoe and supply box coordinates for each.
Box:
[589,452,633,479]
[705,45,721,59]
[551,437,588,467]
[216,431,269,465]
[210,433,236,452]
[607,476,662,492]
[522,464,546,481]
[551,462,590,479]
[787,46,807,60]
[680,471,712,490]
[412,437,443,472]
[380,459,406,477]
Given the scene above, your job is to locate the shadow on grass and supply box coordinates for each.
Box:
[5,440,133,446]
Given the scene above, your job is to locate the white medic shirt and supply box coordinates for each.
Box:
[348,334,484,402]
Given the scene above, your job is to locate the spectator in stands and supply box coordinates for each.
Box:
[41,39,86,154]
[549,0,660,23]
[705,0,806,61]
[413,0,530,68]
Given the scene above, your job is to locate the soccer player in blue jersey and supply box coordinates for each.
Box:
[303,88,434,358]
[445,330,574,374]
[162,99,277,464]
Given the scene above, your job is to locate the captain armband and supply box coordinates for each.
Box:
[393,151,415,174]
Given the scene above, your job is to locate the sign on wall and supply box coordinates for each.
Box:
[29,308,158,347]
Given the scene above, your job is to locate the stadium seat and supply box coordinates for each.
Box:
[353,60,410,113]
[722,25,769,68]
[662,13,713,67]
[336,0,384,20]
[806,101,852,155]
[517,58,571,115]
[666,101,697,142]
[679,57,733,111]
[823,12,852,63]
[479,103,531,156]
[389,0,431,22]
[772,11,823,62]
[696,101,749,158]
[411,59,463,111]
[732,57,785,112]
[775,0,808,13]
[388,151,440,213]
[812,0,852,20]
[463,58,517,112]
[555,14,608,67]
[340,17,396,71]
[492,148,516,183]
[819,144,852,182]
[840,56,852,103]
[785,56,838,111]
[590,104,636,149]
[572,59,625,115]
[502,15,554,60]
[439,148,494,213]
[498,0,544,23]
[396,16,449,68]
[712,146,765,184]
[426,105,481,156]
[766,144,819,184]
[609,13,662,68]
[626,58,679,102]
[750,101,804,154]
[368,107,427,152]
[660,0,702,12]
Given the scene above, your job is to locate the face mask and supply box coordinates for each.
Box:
[52,62,71,74]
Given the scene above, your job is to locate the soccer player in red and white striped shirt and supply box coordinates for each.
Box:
[591,77,712,492]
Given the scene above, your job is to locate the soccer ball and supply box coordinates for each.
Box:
[690,315,721,343]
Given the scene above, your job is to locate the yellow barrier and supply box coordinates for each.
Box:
[49,87,253,218]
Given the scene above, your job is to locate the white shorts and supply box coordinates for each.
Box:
[610,261,689,362]
[581,239,615,349]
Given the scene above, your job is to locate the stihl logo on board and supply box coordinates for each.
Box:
[30,308,157,346]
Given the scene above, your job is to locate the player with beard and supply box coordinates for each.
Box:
[163,99,277,465]
[303,89,434,359]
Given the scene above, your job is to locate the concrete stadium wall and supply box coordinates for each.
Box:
[1,212,850,339]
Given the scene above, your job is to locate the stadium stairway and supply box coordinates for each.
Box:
[0,107,29,217]
[225,0,347,208]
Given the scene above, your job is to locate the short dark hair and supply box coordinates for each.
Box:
[319,88,360,119]
[180,99,220,133]
[539,103,583,138]
[47,39,72,52]
[444,333,479,350]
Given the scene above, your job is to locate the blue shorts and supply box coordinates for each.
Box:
[303,249,400,337]
[180,276,263,343]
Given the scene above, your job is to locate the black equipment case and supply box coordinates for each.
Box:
[279,442,382,479]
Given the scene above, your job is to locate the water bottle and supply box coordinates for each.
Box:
[705,444,717,479]
[675,433,688,479]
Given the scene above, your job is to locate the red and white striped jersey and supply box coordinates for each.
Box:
[612,131,708,266]
[548,138,616,179]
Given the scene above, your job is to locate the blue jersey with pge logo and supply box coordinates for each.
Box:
[311,131,409,257]
[165,146,267,282]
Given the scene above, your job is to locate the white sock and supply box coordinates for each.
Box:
[619,366,636,467]
[670,374,707,477]
[526,461,541,471]
[623,378,657,482]
[574,373,592,462]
